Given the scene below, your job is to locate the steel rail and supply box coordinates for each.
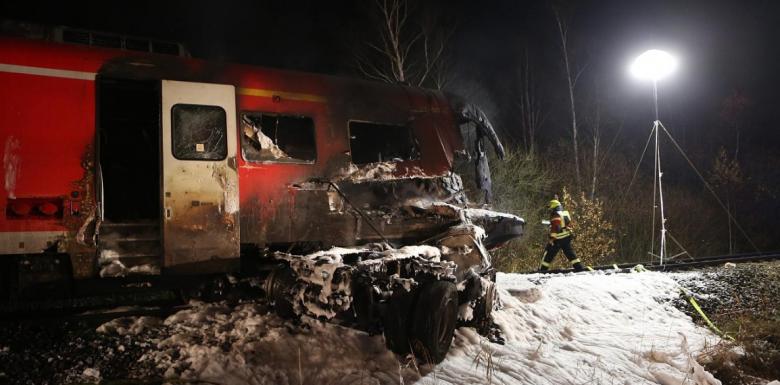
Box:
[537,250,780,275]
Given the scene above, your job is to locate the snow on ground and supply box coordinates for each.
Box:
[419,271,721,385]
[137,301,419,385]
[91,270,721,385]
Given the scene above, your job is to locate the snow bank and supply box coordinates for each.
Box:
[418,271,721,385]
[103,271,720,385]
[141,301,420,384]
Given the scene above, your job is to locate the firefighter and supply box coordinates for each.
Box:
[540,198,585,272]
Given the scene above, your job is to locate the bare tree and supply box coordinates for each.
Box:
[355,0,453,89]
[552,5,586,188]
[517,45,546,154]
[719,89,750,160]
[710,148,743,254]
[589,91,601,200]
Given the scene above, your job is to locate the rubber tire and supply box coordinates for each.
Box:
[383,289,415,355]
[266,266,297,319]
[410,281,458,363]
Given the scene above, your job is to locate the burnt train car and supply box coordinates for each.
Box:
[0,25,523,361]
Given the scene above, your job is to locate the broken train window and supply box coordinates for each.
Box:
[240,112,316,163]
[171,104,227,161]
[348,121,419,165]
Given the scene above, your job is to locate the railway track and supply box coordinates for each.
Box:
[5,251,779,321]
[0,273,261,323]
[539,250,780,275]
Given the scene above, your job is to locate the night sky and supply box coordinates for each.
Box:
[3,0,779,149]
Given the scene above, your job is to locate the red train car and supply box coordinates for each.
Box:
[0,25,521,361]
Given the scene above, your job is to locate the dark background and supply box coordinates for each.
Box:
[3,0,779,256]
[3,0,778,142]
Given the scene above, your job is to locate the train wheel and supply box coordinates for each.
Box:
[410,281,458,363]
[264,265,297,318]
[383,288,415,355]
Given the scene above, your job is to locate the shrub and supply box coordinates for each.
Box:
[560,187,616,268]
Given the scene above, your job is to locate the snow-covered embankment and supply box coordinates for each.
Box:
[422,271,721,385]
[96,271,721,385]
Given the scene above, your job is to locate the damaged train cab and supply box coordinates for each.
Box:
[0,26,523,362]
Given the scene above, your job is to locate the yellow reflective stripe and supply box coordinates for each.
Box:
[560,211,571,225]
[570,258,581,265]
[238,87,326,103]
[540,260,551,267]
[681,288,735,341]
[586,266,594,271]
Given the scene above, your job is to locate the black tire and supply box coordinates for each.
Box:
[383,289,415,355]
[265,266,297,318]
[410,281,458,363]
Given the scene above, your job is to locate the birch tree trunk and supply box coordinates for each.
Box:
[554,8,581,188]
[518,46,545,154]
[590,96,600,200]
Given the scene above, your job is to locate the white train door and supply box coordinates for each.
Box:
[160,80,240,273]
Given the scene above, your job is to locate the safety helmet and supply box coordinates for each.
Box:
[548,199,562,210]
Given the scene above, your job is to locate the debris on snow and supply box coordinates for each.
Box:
[275,244,455,319]
[417,271,722,385]
[98,249,160,277]
[140,301,420,384]
[137,270,722,385]
[81,367,101,382]
[275,249,356,319]
[97,316,161,336]
[337,161,398,181]
[335,161,430,182]
[99,259,126,277]
[99,260,160,277]
[2,267,734,385]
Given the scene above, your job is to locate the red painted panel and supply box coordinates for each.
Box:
[0,35,466,247]
[0,70,94,232]
[0,37,109,73]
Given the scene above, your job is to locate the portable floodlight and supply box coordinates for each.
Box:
[630,49,677,82]
[630,49,680,266]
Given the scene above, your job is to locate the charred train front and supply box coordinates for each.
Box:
[0,33,523,362]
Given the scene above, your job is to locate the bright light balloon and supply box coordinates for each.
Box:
[630,50,677,81]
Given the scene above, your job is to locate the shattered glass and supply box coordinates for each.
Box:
[240,113,316,163]
[171,104,227,161]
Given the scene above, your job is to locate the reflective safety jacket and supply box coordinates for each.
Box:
[550,210,573,240]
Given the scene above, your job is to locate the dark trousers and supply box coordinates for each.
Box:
[540,236,584,272]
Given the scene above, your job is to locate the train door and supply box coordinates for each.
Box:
[97,77,163,277]
[160,80,240,273]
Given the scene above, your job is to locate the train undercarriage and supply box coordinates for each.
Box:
[1,198,523,363]
[1,30,524,363]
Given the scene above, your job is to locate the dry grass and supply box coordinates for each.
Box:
[696,295,780,385]
[471,337,499,385]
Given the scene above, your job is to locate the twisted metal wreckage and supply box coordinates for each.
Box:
[0,23,523,362]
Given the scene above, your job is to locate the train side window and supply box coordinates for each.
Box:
[171,104,227,161]
[349,121,419,165]
[240,112,317,163]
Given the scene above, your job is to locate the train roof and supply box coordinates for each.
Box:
[0,22,452,114]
